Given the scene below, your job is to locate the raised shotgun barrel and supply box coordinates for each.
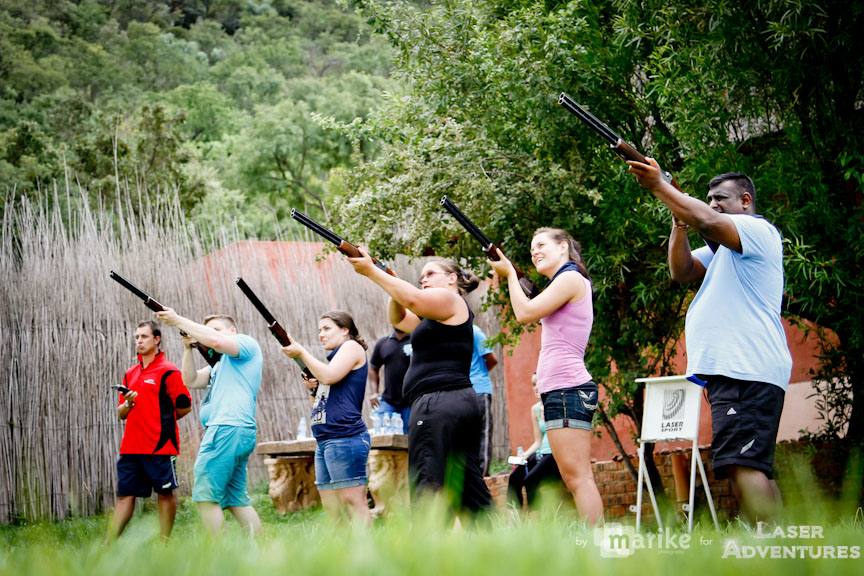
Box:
[440,196,539,298]
[440,196,496,255]
[557,93,719,251]
[290,209,396,276]
[110,270,165,312]
[235,277,314,381]
[558,92,679,190]
[109,270,221,367]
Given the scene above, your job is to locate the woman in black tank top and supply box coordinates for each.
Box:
[347,254,492,515]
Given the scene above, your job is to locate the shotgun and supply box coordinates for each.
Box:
[290,209,397,276]
[235,277,314,382]
[558,92,718,252]
[440,196,538,298]
[109,270,221,367]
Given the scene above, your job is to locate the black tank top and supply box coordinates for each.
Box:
[402,303,474,405]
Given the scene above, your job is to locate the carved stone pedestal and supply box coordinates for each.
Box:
[368,447,409,517]
[262,455,320,514]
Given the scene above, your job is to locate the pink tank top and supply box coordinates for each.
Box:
[536,274,593,394]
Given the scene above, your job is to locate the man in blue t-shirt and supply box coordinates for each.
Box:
[628,160,792,522]
[156,309,263,536]
[470,324,498,477]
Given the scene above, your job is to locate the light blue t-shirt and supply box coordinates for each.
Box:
[199,334,263,428]
[469,325,494,395]
[686,215,792,391]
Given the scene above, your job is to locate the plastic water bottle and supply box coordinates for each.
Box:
[392,413,404,435]
[297,417,307,440]
[383,413,393,435]
[371,412,381,436]
[517,446,524,461]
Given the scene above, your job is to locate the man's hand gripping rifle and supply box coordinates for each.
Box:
[557,93,718,252]
[557,92,681,190]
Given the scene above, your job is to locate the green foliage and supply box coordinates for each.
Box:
[0,0,395,233]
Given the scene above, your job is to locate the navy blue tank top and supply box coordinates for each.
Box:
[402,303,474,405]
[310,343,368,440]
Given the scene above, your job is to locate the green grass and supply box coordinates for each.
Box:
[1,485,862,576]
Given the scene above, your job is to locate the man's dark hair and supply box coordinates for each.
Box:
[709,172,756,204]
[203,314,236,329]
[137,320,162,347]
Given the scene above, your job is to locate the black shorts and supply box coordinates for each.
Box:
[117,454,178,497]
[704,376,785,479]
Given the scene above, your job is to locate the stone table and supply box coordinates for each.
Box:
[256,434,409,516]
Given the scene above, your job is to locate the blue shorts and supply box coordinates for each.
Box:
[314,431,370,491]
[192,425,257,508]
[541,382,598,431]
[117,454,178,497]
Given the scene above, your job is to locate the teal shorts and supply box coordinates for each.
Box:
[192,425,257,508]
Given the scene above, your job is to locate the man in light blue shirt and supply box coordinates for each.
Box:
[628,161,791,523]
[156,309,263,536]
[469,324,497,476]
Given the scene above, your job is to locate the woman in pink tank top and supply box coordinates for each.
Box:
[489,227,603,525]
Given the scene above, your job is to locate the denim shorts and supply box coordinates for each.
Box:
[314,431,371,491]
[541,382,598,431]
[192,425,257,508]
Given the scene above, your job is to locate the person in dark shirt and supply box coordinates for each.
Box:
[347,253,492,516]
[282,311,371,526]
[369,328,412,433]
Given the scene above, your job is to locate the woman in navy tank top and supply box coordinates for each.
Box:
[489,228,603,525]
[347,253,492,516]
[281,311,371,526]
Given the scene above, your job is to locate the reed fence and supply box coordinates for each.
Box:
[0,185,508,522]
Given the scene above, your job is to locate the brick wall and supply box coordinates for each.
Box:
[594,446,736,522]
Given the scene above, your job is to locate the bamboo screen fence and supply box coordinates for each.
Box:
[0,188,509,522]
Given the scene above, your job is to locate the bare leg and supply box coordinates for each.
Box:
[336,485,371,527]
[227,505,262,537]
[197,501,225,535]
[547,428,603,525]
[104,495,136,544]
[319,490,342,522]
[727,465,782,523]
[156,493,177,541]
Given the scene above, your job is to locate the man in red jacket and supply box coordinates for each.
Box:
[105,321,191,543]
